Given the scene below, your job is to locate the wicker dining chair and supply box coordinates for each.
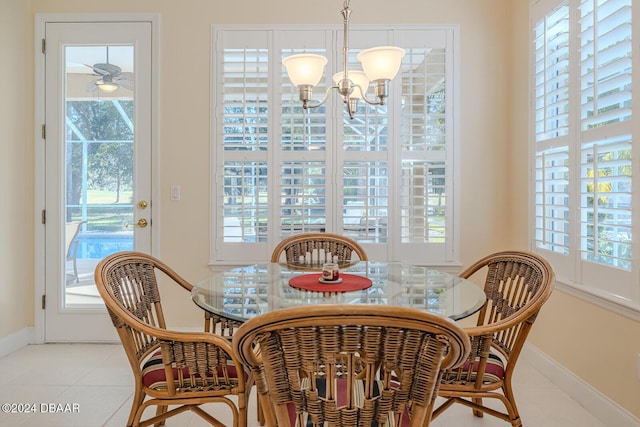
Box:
[431,250,555,427]
[233,304,471,427]
[95,251,251,427]
[270,232,368,267]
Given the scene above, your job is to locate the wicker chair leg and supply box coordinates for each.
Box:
[154,405,168,426]
[256,396,265,425]
[236,393,249,427]
[451,395,522,427]
[502,385,522,427]
[431,397,455,420]
[127,385,146,427]
[204,312,212,333]
[135,403,194,427]
[191,405,235,427]
[472,398,483,417]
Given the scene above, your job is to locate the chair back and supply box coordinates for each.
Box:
[233,304,470,427]
[95,251,182,336]
[462,250,554,360]
[95,252,243,398]
[270,232,368,266]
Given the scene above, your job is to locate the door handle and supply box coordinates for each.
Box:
[126,218,149,228]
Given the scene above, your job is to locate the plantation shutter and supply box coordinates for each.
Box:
[213,26,459,265]
[534,1,570,254]
[279,39,331,238]
[395,29,456,262]
[579,0,632,130]
[578,0,633,298]
[213,31,271,261]
[337,30,392,260]
[531,0,635,302]
[533,2,571,278]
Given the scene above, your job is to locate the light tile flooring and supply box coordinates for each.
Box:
[0,343,608,427]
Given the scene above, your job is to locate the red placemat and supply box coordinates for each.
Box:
[288,273,372,292]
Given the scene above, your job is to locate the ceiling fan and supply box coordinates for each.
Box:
[86,47,134,93]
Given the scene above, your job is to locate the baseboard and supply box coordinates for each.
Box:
[0,327,32,358]
[522,343,640,427]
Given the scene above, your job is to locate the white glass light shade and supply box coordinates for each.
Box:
[332,70,369,99]
[96,81,119,92]
[282,54,328,87]
[357,46,405,81]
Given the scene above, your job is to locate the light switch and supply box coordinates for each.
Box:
[170,185,181,201]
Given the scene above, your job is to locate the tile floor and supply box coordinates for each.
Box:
[0,343,608,427]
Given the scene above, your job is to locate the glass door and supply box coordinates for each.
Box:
[43,21,153,341]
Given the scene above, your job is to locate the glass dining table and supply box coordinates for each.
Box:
[191,261,487,323]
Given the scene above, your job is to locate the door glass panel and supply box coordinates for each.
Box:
[64,45,135,308]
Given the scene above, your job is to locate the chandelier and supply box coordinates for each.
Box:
[282,0,405,119]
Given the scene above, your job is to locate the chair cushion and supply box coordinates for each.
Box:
[141,350,242,390]
[442,353,505,384]
[287,378,410,427]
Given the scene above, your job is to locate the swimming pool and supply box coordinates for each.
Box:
[76,232,134,259]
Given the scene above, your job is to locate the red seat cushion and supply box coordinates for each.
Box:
[141,350,242,390]
[443,353,505,384]
[286,378,411,427]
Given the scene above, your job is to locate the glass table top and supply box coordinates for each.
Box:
[192,261,486,322]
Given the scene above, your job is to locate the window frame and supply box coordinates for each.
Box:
[530,0,640,316]
[210,24,460,266]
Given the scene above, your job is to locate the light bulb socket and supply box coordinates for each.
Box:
[333,70,369,100]
[337,78,352,98]
[298,85,313,105]
[347,98,358,116]
[373,79,390,101]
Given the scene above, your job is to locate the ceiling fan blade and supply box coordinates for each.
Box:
[86,80,99,92]
[84,63,106,76]
[93,63,122,76]
[118,79,134,90]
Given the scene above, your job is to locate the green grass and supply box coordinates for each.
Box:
[84,190,133,204]
[69,190,134,232]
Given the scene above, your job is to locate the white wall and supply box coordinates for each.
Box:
[0,0,34,341]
